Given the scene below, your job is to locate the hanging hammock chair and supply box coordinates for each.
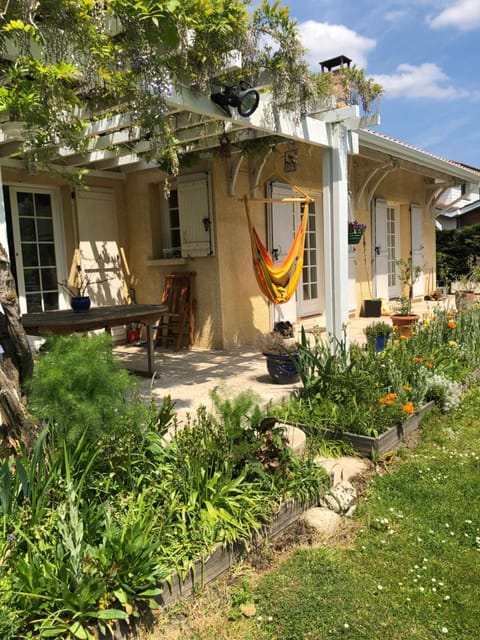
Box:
[242,185,314,304]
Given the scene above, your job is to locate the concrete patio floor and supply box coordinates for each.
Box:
[113,296,456,424]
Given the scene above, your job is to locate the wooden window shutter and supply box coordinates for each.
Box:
[177,173,214,257]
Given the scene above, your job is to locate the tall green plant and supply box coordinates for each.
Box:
[26,334,147,447]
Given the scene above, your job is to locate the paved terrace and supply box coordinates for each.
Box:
[113,297,456,424]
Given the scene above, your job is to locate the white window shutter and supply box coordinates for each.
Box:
[177,173,214,257]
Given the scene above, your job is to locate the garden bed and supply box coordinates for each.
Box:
[98,496,323,639]
[278,401,435,458]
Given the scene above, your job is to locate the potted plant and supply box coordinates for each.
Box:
[454,256,480,310]
[258,322,299,384]
[59,265,91,312]
[364,321,393,352]
[390,257,421,336]
[348,220,366,245]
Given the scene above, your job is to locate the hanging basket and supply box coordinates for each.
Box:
[348,230,364,245]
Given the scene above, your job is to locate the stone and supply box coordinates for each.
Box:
[302,507,342,535]
[283,424,306,455]
[320,481,357,514]
[315,456,369,485]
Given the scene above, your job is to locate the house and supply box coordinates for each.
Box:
[436,197,480,230]
[1,76,479,351]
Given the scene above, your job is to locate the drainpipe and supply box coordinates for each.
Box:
[323,121,350,350]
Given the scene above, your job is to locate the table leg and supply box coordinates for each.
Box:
[146,323,154,376]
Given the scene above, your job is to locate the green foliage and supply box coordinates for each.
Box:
[279,306,480,438]
[436,223,480,283]
[0,0,382,174]
[1,335,329,638]
[27,333,147,447]
[235,388,480,640]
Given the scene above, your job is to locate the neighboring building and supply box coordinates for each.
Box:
[437,198,480,230]
[1,84,479,350]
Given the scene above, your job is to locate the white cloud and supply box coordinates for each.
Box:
[373,63,468,100]
[297,21,376,70]
[429,0,480,30]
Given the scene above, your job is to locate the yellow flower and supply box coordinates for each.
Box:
[449,340,457,347]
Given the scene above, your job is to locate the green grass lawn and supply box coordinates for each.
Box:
[145,386,480,640]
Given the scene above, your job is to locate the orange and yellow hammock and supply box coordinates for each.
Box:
[242,188,314,304]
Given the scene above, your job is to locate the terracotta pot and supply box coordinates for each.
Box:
[391,314,419,337]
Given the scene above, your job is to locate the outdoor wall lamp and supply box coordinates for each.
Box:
[210,81,259,117]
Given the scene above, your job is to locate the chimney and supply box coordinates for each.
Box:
[319,55,352,107]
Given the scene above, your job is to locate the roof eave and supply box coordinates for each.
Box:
[358,129,480,184]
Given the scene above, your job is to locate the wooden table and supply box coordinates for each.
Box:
[21,304,166,376]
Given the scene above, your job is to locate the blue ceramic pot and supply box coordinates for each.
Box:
[70,296,91,312]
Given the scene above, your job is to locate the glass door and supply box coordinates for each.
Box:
[10,187,66,313]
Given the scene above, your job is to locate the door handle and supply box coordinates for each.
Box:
[375,245,381,256]
[272,248,279,260]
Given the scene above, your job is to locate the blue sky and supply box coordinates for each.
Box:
[283,0,480,168]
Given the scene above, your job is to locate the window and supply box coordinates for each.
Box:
[160,173,214,258]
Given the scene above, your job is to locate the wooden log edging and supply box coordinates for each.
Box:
[98,494,324,639]
[278,401,436,459]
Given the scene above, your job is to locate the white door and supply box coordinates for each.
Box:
[373,199,389,300]
[386,204,401,299]
[10,186,67,314]
[76,188,124,306]
[411,204,425,298]
[270,182,322,325]
[374,199,400,300]
[298,197,323,316]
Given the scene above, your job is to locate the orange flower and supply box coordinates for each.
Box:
[402,385,411,391]
[414,357,423,363]
[379,392,397,406]
[425,362,433,369]
[448,320,456,329]
[402,402,414,414]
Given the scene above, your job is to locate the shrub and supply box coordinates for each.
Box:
[26,333,149,447]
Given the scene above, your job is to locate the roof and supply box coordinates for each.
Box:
[359,129,480,182]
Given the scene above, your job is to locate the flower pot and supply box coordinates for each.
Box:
[366,334,390,352]
[391,314,419,338]
[264,352,299,384]
[70,296,91,312]
[363,299,382,317]
[348,231,363,245]
[127,328,141,343]
[455,290,476,311]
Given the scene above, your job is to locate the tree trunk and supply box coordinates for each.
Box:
[0,243,36,448]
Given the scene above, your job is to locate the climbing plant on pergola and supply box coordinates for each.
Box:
[0,0,381,173]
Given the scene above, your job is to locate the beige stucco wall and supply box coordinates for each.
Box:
[350,156,436,313]
[1,140,438,350]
